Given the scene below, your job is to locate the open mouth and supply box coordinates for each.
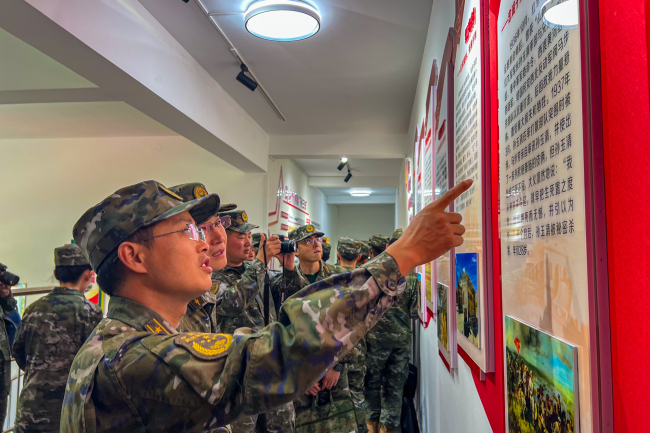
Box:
[201,257,213,273]
[211,248,225,259]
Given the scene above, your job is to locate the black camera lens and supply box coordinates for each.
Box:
[273,235,297,254]
[0,263,19,286]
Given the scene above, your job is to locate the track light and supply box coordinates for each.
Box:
[236,64,258,91]
[337,162,347,171]
[344,167,352,183]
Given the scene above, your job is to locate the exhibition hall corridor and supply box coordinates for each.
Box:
[0,0,647,432]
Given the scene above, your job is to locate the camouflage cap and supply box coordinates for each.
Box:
[368,234,390,249]
[288,224,324,243]
[170,182,236,212]
[337,237,362,256]
[251,233,263,247]
[54,244,89,267]
[359,241,370,258]
[321,242,331,255]
[73,180,220,271]
[222,210,258,233]
[390,229,404,243]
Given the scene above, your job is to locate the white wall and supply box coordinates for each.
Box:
[332,204,395,252]
[0,136,266,288]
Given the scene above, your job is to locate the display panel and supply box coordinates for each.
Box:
[498,0,592,430]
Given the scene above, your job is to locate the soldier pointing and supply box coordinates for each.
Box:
[61,178,471,432]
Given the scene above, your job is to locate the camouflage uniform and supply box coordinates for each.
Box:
[0,289,18,428]
[357,242,370,267]
[60,180,406,433]
[368,235,390,257]
[170,183,231,335]
[13,244,103,433]
[364,230,420,430]
[321,242,331,263]
[212,211,300,433]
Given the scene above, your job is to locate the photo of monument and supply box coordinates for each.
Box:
[437,283,449,351]
[456,252,480,347]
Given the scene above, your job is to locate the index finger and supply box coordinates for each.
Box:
[431,179,473,211]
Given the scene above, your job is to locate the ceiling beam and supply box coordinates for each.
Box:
[0,0,269,173]
[0,88,120,105]
[270,133,408,159]
[308,176,399,188]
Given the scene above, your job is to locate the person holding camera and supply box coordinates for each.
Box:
[211,210,304,433]
[12,244,103,433]
[0,264,19,429]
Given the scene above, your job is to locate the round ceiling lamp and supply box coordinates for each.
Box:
[541,0,579,29]
[244,0,321,41]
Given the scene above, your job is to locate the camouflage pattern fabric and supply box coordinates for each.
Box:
[287,225,324,243]
[60,251,405,432]
[229,401,295,433]
[72,180,220,271]
[367,234,389,250]
[211,259,276,333]
[13,287,102,433]
[358,242,370,264]
[363,345,410,429]
[54,244,89,267]
[364,271,419,429]
[220,210,258,233]
[178,292,219,333]
[336,237,362,256]
[251,233,263,247]
[321,243,331,262]
[170,182,236,213]
[389,229,403,244]
[0,292,17,427]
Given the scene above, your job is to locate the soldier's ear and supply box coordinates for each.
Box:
[117,242,149,275]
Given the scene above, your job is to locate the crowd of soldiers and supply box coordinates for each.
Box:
[507,351,575,433]
[0,178,471,433]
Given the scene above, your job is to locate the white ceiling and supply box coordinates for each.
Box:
[294,158,402,177]
[138,0,433,136]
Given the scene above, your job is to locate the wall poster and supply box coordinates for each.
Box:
[452,0,493,373]
[435,56,457,371]
[414,124,423,215]
[498,0,592,430]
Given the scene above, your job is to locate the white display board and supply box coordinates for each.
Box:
[498,0,591,430]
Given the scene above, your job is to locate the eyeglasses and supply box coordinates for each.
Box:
[145,224,206,243]
[199,215,231,234]
[302,237,323,246]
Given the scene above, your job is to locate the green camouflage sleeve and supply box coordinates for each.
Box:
[0,293,17,313]
[12,306,30,370]
[150,251,405,415]
[213,259,266,317]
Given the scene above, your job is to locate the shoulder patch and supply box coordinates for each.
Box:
[159,185,183,201]
[193,185,208,199]
[175,333,233,360]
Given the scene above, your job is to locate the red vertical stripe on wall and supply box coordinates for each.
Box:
[599,0,650,432]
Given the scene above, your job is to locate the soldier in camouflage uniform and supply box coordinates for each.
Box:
[13,244,103,433]
[212,211,304,433]
[171,183,234,334]
[60,179,470,433]
[332,237,368,433]
[320,242,331,263]
[367,234,390,260]
[286,227,358,433]
[364,229,420,433]
[0,276,21,427]
[357,242,370,267]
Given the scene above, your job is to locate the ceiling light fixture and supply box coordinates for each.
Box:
[337,158,348,171]
[541,0,579,29]
[350,191,371,197]
[244,0,322,41]
[236,64,258,91]
[344,167,352,183]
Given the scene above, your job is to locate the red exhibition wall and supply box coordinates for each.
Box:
[599,1,650,433]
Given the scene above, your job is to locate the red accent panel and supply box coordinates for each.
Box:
[283,201,309,215]
[599,0,650,432]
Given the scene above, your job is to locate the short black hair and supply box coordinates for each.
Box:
[322,252,331,262]
[370,245,386,256]
[54,265,92,285]
[96,226,154,296]
[388,238,399,246]
[338,250,359,262]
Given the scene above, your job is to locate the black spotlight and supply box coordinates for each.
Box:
[337,161,347,171]
[344,169,352,183]
[236,64,258,91]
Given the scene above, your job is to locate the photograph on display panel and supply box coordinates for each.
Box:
[455,252,480,347]
[437,283,450,352]
[506,316,579,433]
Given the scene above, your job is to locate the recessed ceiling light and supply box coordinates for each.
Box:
[541,0,579,29]
[350,191,371,197]
[244,0,321,42]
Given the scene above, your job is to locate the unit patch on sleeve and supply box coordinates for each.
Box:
[175,333,233,360]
